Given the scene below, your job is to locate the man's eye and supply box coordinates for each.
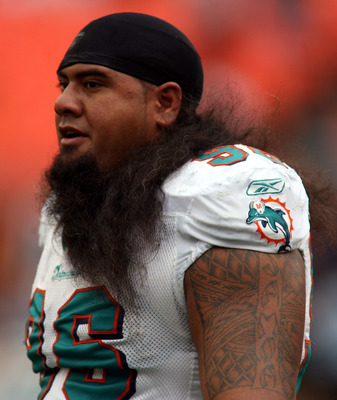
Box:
[84,81,102,89]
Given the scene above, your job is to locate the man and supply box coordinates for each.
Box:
[26,13,311,400]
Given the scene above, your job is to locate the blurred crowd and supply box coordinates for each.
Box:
[0,0,336,398]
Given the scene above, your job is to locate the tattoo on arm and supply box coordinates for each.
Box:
[187,248,305,399]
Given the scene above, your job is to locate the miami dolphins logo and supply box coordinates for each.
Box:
[246,197,294,253]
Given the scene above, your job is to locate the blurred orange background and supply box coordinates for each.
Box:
[1,1,336,398]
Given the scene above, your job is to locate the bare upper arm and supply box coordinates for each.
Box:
[185,247,306,400]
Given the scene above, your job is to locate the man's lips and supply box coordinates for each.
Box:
[61,136,89,146]
[58,126,89,146]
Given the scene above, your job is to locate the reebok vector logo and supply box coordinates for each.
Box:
[246,179,285,196]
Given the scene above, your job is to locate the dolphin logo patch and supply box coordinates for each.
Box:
[246,197,293,252]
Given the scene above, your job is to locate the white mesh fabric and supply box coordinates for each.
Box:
[116,216,202,399]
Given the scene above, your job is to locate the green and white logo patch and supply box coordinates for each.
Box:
[246,178,285,196]
[52,264,76,281]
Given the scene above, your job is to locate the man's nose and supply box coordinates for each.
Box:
[54,85,82,117]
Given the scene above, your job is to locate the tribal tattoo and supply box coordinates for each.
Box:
[186,247,305,399]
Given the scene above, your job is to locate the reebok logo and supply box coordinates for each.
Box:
[246,178,285,196]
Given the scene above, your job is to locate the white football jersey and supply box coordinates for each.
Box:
[26,144,312,399]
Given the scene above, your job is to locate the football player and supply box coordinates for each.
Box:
[26,13,312,400]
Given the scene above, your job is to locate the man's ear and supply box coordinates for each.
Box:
[155,82,182,128]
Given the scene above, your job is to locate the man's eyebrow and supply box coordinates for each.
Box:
[57,68,111,80]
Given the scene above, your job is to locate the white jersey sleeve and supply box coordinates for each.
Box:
[165,144,309,254]
[163,144,312,383]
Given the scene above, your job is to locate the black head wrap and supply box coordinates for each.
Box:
[57,12,204,102]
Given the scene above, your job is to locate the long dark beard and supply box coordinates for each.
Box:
[42,153,157,306]
[41,104,264,306]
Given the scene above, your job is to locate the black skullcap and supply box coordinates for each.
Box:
[57,12,204,102]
